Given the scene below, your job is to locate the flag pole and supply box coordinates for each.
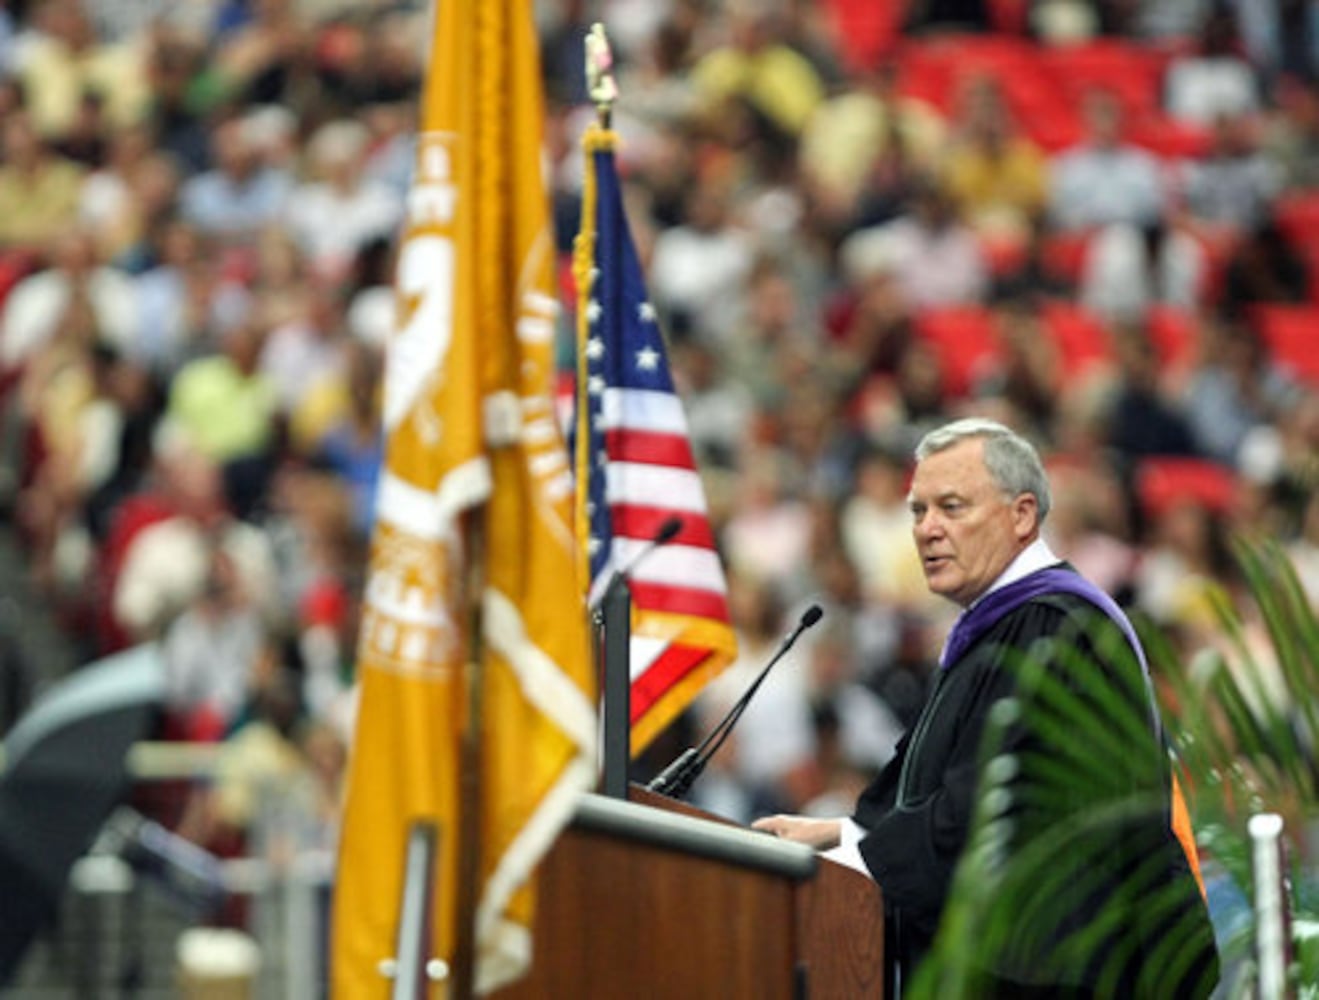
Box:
[450,507,484,999]
[448,1,507,988]
[581,23,633,799]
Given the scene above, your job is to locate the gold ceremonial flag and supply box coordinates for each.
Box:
[331,0,596,994]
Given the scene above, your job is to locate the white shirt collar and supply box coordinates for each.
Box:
[967,537,1061,611]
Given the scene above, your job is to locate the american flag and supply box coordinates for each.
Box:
[572,126,738,754]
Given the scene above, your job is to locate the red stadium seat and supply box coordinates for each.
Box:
[913,305,1003,397]
[1040,229,1094,285]
[892,35,1091,151]
[822,0,908,71]
[1264,199,1319,302]
[1272,190,1319,252]
[894,35,1040,115]
[1136,456,1239,519]
[1126,113,1213,160]
[979,233,1029,277]
[987,0,1029,33]
[1005,79,1083,152]
[1038,300,1114,377]
[1038,40,1163,119]
[894,46,952,109]
[1249,305,1319,385]
[1145,304,1200,372]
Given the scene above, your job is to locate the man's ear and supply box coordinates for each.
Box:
[1012,493,1039,540]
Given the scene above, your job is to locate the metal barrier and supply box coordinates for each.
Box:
[8,741,335,999]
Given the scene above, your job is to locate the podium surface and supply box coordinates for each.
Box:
[492,786,884,998]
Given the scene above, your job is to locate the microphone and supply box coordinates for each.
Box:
[648,603,824,799]
[591,515,684,617]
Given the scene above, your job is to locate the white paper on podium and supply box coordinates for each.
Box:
[821,817,872,877]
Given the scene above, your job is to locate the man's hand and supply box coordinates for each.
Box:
[751,814,842,851]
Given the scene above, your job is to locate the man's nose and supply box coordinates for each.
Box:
[913,511,942,540]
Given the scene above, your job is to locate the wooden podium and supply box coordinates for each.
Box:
[492,785,884,998]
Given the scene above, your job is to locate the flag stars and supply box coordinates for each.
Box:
[585,337,605,361]
[586,299,602,324]
[636,345,660,371]
[588,536,602,556]
[587,374,606,396]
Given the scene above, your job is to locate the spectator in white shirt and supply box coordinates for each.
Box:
[283,119,403,285]
[1166,10,1261,127]
[1,226,137,371]
[649,173,754,343]
[844,175,988,310]
[1050,90,1166,232]
[1179,113,1280,232]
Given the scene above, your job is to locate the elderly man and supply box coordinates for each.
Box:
[755,418,1218,997]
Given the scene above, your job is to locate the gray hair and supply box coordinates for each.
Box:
[914,418,1052,523]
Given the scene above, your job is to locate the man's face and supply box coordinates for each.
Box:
[908,438,1038,607]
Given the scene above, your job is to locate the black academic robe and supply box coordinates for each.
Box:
[852,592,1218,997]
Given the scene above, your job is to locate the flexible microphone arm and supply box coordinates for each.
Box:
[648,604,824,799]
[591,515,684,621]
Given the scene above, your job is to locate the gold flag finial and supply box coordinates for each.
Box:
[585,22,618,125]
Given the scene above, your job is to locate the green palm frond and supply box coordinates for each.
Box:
[1235,541,1319,735]
[1149,540,1319,831]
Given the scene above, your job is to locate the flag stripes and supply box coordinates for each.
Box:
[603,464,711,518]
[610,505,718,549]
[603,429,697,469]
[600,387,690,432]
[630,644,718,718]
[628,582,734,622]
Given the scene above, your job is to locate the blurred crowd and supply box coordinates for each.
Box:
[1,0,1318,858]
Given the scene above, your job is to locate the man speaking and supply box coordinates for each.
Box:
[755,418,1218,997]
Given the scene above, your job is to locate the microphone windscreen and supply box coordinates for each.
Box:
[801,604,824,628]
[654,516,683,545]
